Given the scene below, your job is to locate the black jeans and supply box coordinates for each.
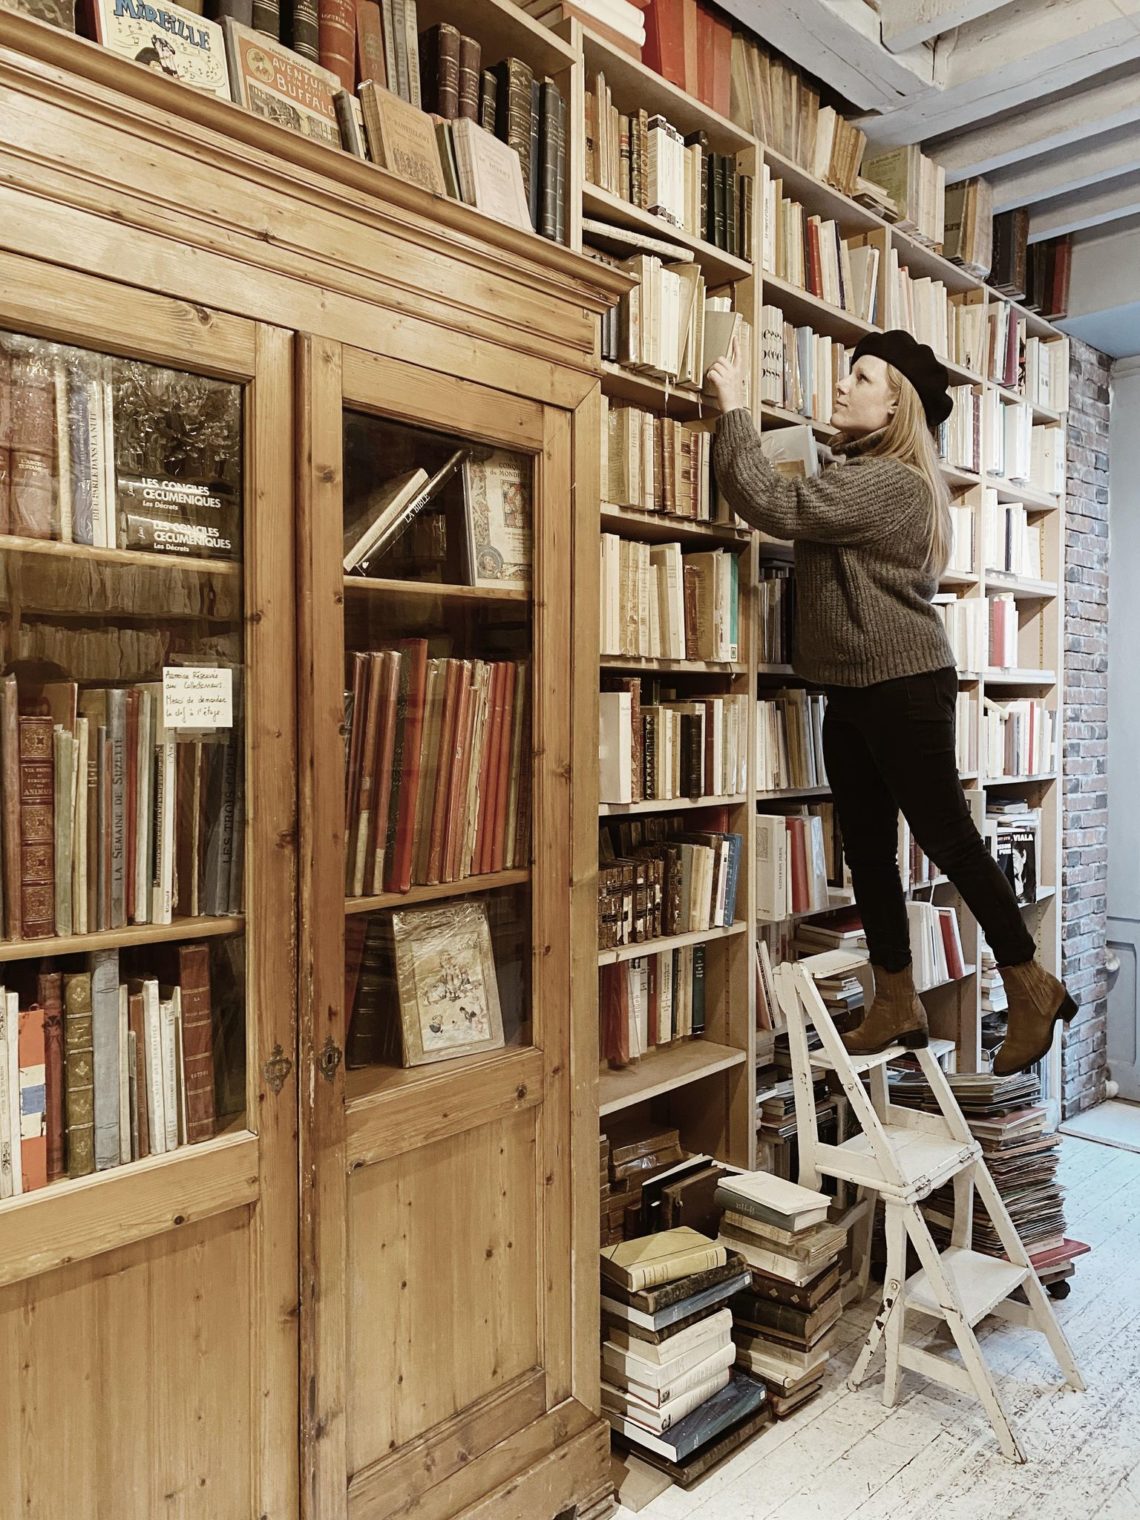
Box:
[821,666,1036,973]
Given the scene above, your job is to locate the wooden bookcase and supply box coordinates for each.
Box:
[0,6,624,1518]
[558,18,1071,1187]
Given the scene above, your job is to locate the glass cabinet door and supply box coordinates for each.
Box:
[0,290,297,1520]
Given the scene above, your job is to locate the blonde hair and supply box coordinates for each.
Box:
[840,365,952,579]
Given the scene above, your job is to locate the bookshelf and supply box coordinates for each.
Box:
[2,6,627,1518]
[0,265,299,1515]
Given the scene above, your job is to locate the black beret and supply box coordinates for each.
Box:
[851,329,953,429]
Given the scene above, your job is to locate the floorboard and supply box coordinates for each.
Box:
[613,1136,1140,1520]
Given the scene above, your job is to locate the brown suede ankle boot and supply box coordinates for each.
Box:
[992,958,1078,1076]
[842,964,929,1056]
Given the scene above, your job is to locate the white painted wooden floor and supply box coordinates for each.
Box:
[614,1135,1140,1520]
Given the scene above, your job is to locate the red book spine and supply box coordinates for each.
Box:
[391,639,428,893]
[319,0,357,90]
[8,353,54,541]
[696,3,715,109]
[490,663,516,873]
[18,715,55,938]
[426,660,460,887]
[710,8,732,119]
[643,0,686,88]
[441,663,474,883]
[18,1003,47,1192]
[681,0,699,97]
[125,687,139,922]
[475,663,506,877]
[1,674,22,939]
[344,652,368,894]
[355,0,386,88]
[349,653,384,897]
[366,651,399,895]
[179,942,216,1145]
[39,970,65,1180]
[788,818,807,914]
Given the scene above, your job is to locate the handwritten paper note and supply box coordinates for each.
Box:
[163,667,234,730]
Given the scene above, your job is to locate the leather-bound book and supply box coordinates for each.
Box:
[288,0,319,61]
[179,942,216,1144]
[318,0,356,88]
[18,1003,47,1192]
[0,346,11,534]
[489,661,516,873]
[419,21,460,118]
[251,0,279,38]
[355,0,385,85]
[642,0,685,87]
[492,57,535,218]
[457,33,480,120]
[538,78,561,240]
[478,68,496,132]
[63,971,95,1177]
[9,350,55,540]
[1,675,21,940]
[127,986,150,1159]
[389,638,428,892]
[38,970,65,1180]
[18,715,54,939]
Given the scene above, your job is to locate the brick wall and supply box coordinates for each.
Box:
[1060,339,1111,1117]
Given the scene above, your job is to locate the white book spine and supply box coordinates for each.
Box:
[142,980,167,1156]
[0,994,12,1200]
[73,716,89,937]
[135,688,153,925]
[91,950,120,1171]
[160,996,179,1154]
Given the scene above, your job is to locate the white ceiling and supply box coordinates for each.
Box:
[718,0,1140,355]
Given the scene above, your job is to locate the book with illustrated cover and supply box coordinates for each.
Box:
[90,0,231,96]
[451,117,531,233]
[462,449,532,589]
[390,899,505,1067]
[224,20,342,148]
[358,81,448,197]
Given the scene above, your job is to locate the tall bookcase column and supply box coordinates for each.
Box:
[0,262,300,1519]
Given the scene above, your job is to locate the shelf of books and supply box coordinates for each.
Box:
[0,274,298,1510]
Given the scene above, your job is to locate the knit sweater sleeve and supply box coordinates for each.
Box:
[712,406,920,546]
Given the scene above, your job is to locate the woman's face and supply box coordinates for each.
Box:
[831,355,896,436]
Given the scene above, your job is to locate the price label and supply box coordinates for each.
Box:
[163,667,234,730]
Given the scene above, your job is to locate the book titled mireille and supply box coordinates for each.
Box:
[89,0,231,98]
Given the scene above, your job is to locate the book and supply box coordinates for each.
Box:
[358,81,448,197]
[605,1366,768,1462]
[451,117,532,233]
[601,1364,731,1432]
[39,970,65,1181]
[91,949,121,1171]
[90,0,232,98]
[600,1227,729,1293]
[462,450,532,589]
[760,426,820,478]
[603,1340,737,1410]
[63,971,96,1177]
[18,715,55,939]
[714,1172,830,1230]
[179,943,216,1143]
[419,21,460,118]
[224,20,342,148]
[2,993,20,1197]
[605,1305,734,1364]
[317,0,355,88]
[492,58,535,218]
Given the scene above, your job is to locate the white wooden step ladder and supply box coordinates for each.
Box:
[774,953,1084,1464]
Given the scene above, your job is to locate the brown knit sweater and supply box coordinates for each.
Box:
[713,407,955,687]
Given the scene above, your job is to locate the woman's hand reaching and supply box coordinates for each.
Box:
[706,332,749,415]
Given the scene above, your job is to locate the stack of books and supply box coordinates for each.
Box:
[889,1068,1073,1263]
[716,1174,846,1416]
[601,1226,770,1481]
[600,1121,685,1245]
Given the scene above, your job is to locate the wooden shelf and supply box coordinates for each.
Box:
[601,504,749,546]
[943,359,987,389]
[1022,886,1057,907]
[0,532,240,577]
[346,868,530,915]
[760,147,883,236]
[0,915,244,964]
[598,920,747,966]
[941,569,979,588]
[0,1126,258,1290]
[756,662,795,676]
[983,668,1057,687]
[759,402,836,438]
[583,183,751,284]
[599,654,745,674]
[758,887,857,925]
[988,477,1062,509]
[921,964,977,993]
[578,25,754,151]
[760,272,876,344]
[890,227,978,296]
[909,874,950,891]
[756,783,830,801]
[940,463,982,490]
[996,386,1063,426]
[599,794,747,816]
[984,571,1058,599]
[984,772,1058,786]
[958,671,982,683]
[417,0,577,72]
[599,1039,747,1116]
[600,360,714,418]
[343,575,529,603]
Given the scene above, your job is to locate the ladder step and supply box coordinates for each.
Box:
[810,1036,955,1074]
[836,1126,978,1195]
[905,1247,1029,1327]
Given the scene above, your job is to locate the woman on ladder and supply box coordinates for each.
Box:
[707,330,1075,1075]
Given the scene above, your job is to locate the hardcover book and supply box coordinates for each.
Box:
[91,0,231,97]
[390,899,505,1066]
[451,117,532,233]
[224,19,342,147]
[462,449,532,589]
[358,80,447,196]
